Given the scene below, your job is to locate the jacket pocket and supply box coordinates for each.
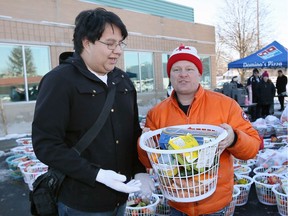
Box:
[117,85,134,95]
[76,85,105,96]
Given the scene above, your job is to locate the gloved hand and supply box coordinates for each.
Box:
[96,169,142,193]
[134,173,155,198]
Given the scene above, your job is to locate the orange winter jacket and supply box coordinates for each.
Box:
[138,85,261,216]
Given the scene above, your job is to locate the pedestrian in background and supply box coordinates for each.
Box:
[138,44,261,216]
[32,8,153,216]
[276,69,287,111]
[257,71,276,118]
[230,75,243,88]
[246,68,262,121]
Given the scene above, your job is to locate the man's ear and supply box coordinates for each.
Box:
[82,38,90,51]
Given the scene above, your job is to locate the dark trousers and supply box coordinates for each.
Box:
[278,95,285,109]
[248,103,261,121]
[261,104,270,118]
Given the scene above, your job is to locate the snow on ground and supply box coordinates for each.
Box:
[0,134,30,141]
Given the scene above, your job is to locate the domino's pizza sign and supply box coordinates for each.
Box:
[257,45,282,60]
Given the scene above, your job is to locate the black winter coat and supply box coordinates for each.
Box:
[257,79,276,105]
[276,74,287,94]
[247,75,261,102]
[32,53,145,212]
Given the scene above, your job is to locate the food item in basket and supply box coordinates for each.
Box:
[191,160,205,173]
[157,164,178,177]
[234,165,250,175]
[156,154,178,177]
[11,155,31,165]
[234,175,248,184]
[16,137,32,145]
[150,153,160,163]
[281,179,288,194]
[173,173,213,187]
[168,134,199,163]
[172,184,208,198]
[127,196,155,215]
[267,176,281,184]
[127,197,149,207]
[170,174,214,198]
[255,175,281,185]
[270,135,283,143]
[157,154,173,164]
[170,173,214,197]
[159,128,191,149]
[167,145,191,170]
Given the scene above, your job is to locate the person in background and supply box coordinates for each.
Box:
[230,75,243,88]
[257,71,276,118]
[137,44,261,216]
[276,69,287,111]
[167,80,174,97]
[32,8,154,216]
[246,68,262,121]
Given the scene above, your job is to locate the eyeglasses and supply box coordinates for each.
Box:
[97,40,127,50]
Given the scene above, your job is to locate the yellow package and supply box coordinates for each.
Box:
[168,134,199,163]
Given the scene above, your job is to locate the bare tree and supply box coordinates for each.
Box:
[216,0,272,82]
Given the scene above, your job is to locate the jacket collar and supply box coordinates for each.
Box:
[62,52,123,85]
[171,84,204,104]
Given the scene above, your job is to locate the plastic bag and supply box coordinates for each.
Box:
[280,106,288,123]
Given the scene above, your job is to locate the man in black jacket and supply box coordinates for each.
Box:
[246,68,261,121]
[32,8,154,215]
[276,69,287,111]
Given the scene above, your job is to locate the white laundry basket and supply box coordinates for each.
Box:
[272,184,288,216]
[140,124,227,202]
[125,193,160,216]
[234,174,254,206]
[225,186,241,216]
[253,174,284,205]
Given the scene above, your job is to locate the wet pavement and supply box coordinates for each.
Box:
[0,138,31,216]
[0,137,282,216]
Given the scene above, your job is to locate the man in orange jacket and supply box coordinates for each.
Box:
[137,45,261,216]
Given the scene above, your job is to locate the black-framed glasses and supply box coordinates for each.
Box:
[97,40,127,50]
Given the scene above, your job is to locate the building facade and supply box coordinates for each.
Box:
[0,0,216,135]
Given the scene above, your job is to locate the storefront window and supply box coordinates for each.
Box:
[200,55,211,89]
[124,51,154,93]
[0,44,50,102]
[162,54,169,89]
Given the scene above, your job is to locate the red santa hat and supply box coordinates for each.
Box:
[167,44,203,78]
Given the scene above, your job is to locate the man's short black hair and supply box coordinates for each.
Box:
[73,8,128,54]
[252,68,259,73]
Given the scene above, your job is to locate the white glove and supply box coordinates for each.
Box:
[134,173,155,198]
[96,169,142,193]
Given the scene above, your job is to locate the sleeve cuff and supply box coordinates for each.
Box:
[228,131,238,148]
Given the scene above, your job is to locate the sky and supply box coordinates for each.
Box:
[166,0,288,48]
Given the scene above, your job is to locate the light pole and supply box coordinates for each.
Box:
[257,0,260,50]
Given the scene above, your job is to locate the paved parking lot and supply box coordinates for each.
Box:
[0,136,282,216]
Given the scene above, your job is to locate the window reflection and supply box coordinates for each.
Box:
[0,44,50,102]
[124,51,154,93]
[162,54,169,90]
[200,56,211,89]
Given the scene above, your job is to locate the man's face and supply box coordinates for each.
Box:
[170,60,201,96]
[254,72,259,77]
[81,24,124,75]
